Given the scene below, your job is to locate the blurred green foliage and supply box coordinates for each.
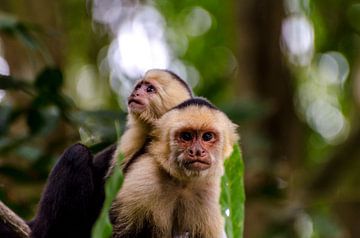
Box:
[92,154,124,238]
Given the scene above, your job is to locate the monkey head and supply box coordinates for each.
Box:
[128,69,192,124]
[150,98,239,179]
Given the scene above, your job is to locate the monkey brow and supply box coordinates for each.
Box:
[172,97,218,111]
[134,80,152,88]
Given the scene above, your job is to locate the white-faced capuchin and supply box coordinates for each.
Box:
[114,69,193,173]
[0,70,193,238]
[111,97,239,238]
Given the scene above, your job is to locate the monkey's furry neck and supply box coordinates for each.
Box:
[116,114,152,159]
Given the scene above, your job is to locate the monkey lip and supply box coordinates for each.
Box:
[128,98,144,106]
[184,159,211,171]
[128,99,146,112]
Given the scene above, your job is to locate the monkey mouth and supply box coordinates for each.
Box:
[184,159,211,171]
[128,99,146,112]
[128,98,144,106]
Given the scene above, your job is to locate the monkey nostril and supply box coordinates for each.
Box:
[188,149,194,156]
[196,149,206,157]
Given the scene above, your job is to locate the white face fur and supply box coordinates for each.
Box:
[153,105,237,180]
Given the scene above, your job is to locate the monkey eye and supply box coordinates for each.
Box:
[134,83,141,90]
[180,132,193,141]
[146,84,156,93]
[202,132,214,142]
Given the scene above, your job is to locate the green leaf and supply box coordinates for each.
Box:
[0,106,12,135]
[0,15,18,34]
[73,110,125,147]
[26,106,60,136]
[92,153,124,238]
[0,15,40,50]
[14,23,40,50]
[220,144,245,238]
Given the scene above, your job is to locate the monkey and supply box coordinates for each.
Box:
[114,69,193,173]
[0,69,192,238]
[110,97,239,238]
[32,144,117,238]
[0,143,116,238]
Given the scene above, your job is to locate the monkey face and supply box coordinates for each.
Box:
[127,69,192,124]
[151,100,239,180]
[128,80,157,114]
[175,129,219,172]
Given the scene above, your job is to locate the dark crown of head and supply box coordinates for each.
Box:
[173,97,218,111]
[158,69,193,97]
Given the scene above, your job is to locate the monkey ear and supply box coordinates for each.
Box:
[223,121,239,158]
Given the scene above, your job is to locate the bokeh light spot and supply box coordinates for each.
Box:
[282,15,314,66]
[184,6,212,37]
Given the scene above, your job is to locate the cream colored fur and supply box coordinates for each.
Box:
[113,69,192,170]
[111,104,239,237]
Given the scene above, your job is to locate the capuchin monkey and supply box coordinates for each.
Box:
[114,69,193,173]
[29,144,116,238]
[0,69,192,238]
[31,69,192,237]
[0,143,116,238]
[111,98,239,238]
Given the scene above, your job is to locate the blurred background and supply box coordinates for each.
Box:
[0,0,360,237]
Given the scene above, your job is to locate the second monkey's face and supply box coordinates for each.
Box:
[127,80,157,114]
[175,128,219,172]
[127,69,192,123]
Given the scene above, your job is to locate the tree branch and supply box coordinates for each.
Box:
[0,201,30,238]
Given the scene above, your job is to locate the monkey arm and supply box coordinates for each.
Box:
[93,143,117,177]
[29,143,96,238]
[1,143,116,238]
[91,143,117,219]
[30,143,115,238]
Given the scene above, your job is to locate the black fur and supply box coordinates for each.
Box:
[172,97,218,111]
[0,143,116,238]
[30,143,95,238]
[93,143,117,177]
[91,143,117,222]
[30,143,116,238]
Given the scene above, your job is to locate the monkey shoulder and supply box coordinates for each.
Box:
[117,131,146,160]
[117,120,150,160]
[118,155,161,200]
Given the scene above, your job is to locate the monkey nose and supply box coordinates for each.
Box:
[195,149,205,157]
[188,148,205,157]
